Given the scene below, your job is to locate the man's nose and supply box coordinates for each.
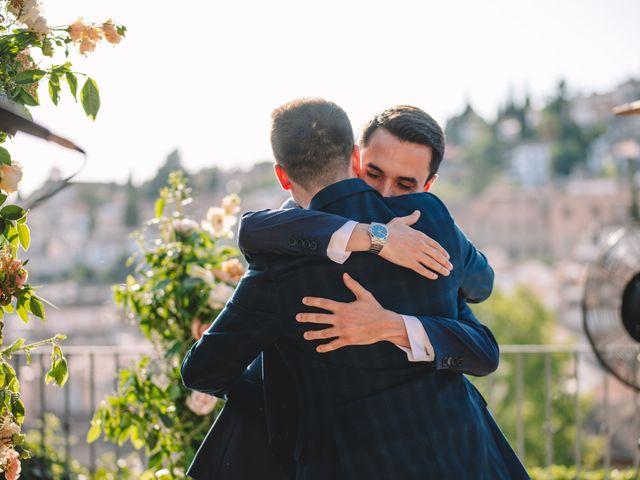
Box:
[380,182,393,197]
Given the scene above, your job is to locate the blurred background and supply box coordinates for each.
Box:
[3,0,640,477]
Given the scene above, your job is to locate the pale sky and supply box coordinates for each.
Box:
[7,0,640,195]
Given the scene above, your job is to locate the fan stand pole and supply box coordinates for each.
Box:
[628,157,639,222]
[635,370,640,473]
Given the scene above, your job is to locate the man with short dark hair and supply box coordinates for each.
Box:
[239,104,493,357]
[182,98,528,479]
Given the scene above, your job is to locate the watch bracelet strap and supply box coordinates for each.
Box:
[369,241,384,254]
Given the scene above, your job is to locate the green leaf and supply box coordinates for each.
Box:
[41,38,53,57]
[86,421,102,443]
[147,430,159,451]
[52,62,72,74]
[16,303,28,324]
[148,450,163,469]
[48,76,61,106]
[12,69,46,85]
[130,425,145,449]
[155,198,165,218]
[80,77,100,120]
[15,88,38,107]
[17,222,30,250]
[0,147,11,166]
[0,194,7,206]
[3,338,24,356]
[13,399,25,423]
[46,355,68,386]
[159,412,174,428]
[0,205,25,221]
[28,297,44,320]
[65,72,78,100]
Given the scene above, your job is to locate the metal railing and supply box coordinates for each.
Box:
[481,345,640,476]
[12,344,640,476]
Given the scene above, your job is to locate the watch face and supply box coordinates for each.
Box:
[371,224,388,240]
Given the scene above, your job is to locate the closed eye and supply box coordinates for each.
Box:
[366,172,381,179]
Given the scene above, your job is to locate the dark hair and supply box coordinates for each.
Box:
[270,98,354,189]
[358,105,445,180]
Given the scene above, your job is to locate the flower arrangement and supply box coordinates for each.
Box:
[0,1,125,477]
[89,171,245,479]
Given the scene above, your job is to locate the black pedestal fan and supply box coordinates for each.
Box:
[583,225,640,390]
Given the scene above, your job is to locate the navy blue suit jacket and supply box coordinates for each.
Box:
[182,179,528,480]
[239,198,498,376]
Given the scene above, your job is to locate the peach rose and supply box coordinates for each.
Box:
[102,20,122,44]
[0,447,21,480]
[0,162,23,193]
[68,18,87,42]
[220,259,245,284]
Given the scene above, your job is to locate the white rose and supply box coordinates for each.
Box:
[208,283,235,310]
[28,15,50,35]
[0,419,20,440]
[0,162,23,193]
[201,207,237,238]
[11,0,50,35]
[185,391,217,416]
[188,264,214,285]
[222,194,241,215]
[172,218,199,233]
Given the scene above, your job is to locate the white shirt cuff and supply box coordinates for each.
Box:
[396,315,435,362]
[327,220,358,264]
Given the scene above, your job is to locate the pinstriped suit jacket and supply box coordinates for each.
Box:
[182,178,529,480]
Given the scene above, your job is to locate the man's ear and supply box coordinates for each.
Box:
[423,173,438,192]
[274,164,292,190]
[351,145,362,175]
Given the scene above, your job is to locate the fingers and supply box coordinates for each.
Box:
[394,210,421,226]
[303,327,339,341]
[423,236,450,260]
[302,296,343,312]
[424,235,451,260]
[420,250,452,276]
[296,312,335,325]
[316,339,346,353]
[413,262,438,280]
[342,273,372,300]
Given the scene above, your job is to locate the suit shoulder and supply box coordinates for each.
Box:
[385,192,454,221]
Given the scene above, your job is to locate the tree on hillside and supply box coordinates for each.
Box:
[444,104,508,195]
[145,149,188,198]
[124,172,140,227]
[539,80,597,176]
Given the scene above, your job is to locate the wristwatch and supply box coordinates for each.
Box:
[368,222,389,254]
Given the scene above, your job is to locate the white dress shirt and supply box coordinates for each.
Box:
[327,221,435,362]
